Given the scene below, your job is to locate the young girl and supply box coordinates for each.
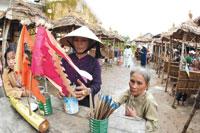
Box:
[115,67,158,132]
[2,44,29,99]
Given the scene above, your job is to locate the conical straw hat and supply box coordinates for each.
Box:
[59,26,103,48]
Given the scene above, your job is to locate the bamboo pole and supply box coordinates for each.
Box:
[181,88,200,133]
[180,34,187,69]
[161,40,166,84]
[154,45,157,69]
[44,78,48,93]
[164,41,167,56]
[89,93,94,118]
[26,71,32,116]
[158,44,161,78]
[165,37,172,92]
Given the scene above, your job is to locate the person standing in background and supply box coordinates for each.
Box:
[140,46,147,67]
[123,44,133,68]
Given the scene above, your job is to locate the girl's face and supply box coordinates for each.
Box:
[73,37,89,54]
[129,72,148,97]
[6,51,16,70]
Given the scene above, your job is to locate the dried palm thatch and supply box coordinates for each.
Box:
[52,13,102,38]
[133,33,153,43]
[161,20,200,44]
[53,15,86,29]
[96,26,110,39]
[108,31,125,43]
[0,11,5,19]
[152,38,163,44]
[194,16,200,26]
[5,1,50,24]
[153,34,170,44]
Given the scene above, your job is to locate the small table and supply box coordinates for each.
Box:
[0,96,145,133]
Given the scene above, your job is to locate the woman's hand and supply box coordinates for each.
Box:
[125,106,137,117]
[74,79,91,101]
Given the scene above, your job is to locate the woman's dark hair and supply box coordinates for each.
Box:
[4,43,17,67]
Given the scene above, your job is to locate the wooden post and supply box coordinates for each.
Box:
[181,88,200,133]
[158,44,161,77]
[179,34,187,69]
[161,40,166,83]
[154,45,157,69]
[165,37,172,92]
[2,19,11,67]
[153,45,156,68]
[164,42,167,56]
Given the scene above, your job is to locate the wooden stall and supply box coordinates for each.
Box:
[1,1,51,66]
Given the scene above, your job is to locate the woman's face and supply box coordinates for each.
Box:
[6,51,16,70]
[129,72,148,97]
[73,37,89,54]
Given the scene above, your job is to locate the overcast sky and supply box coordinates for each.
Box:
[85,0,200,39]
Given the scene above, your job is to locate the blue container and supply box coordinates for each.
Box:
[63,97,79,114]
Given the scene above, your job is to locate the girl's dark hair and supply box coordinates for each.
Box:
[4,43,17,67]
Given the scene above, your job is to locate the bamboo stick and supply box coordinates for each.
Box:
[165,37,172,92]
[180,34,187,69]
[89,93,94,118]
[44,77,48,93]
[94,94,102,119]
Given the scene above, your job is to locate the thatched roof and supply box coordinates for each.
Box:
[194,16,200,26]
[108,31,125,42]
[52,13,124,42]
[0,11,5,19]
[5,1,50,24]
[53,13,104,36]
[153,34,161,39]
[133,33,153,43]
[152,38,163,44]
[53,15,86,29]
[96,26,110,38]
[161,20,200,43]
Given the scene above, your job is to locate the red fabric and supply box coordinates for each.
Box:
[31,26,93,96]
[46,29,93,81]
[31,26,70,96]
[15,25,45,103]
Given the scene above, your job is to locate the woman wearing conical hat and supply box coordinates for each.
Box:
[59,26,103,107]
